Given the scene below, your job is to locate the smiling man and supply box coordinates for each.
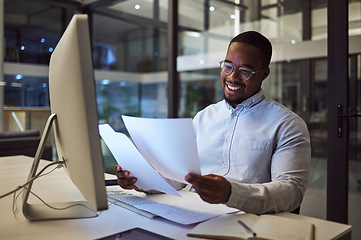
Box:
[184,31,311,214]
[115,31,311,214]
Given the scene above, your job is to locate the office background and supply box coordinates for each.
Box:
[0,0,360,239]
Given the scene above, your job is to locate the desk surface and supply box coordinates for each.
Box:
[0,156,352,240]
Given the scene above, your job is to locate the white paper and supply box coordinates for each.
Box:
[99,124,180,196]
[138,190,239,225]
[122,115,201,184]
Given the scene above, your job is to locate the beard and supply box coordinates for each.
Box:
[224,93,244,108]
[223,79,246,107]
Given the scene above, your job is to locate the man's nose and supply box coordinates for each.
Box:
[229,69,241,80]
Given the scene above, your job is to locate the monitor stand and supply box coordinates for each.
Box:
[22,113,98,221]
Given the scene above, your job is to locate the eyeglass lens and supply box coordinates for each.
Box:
[220,61,252,80]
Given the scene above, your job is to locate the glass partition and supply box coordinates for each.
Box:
[3,75,49,107]
[4,0,75,64]
[348,53,361,239]
[91,1,169,127]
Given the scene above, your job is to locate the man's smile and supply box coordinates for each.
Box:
[227,84,240,91]
[225,81,245,93]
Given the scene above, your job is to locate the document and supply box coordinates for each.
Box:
[99,116,201,196]
[99,124,180,196]
[187,213,315,240]
[122,115,201,184]
[139,190,239,225]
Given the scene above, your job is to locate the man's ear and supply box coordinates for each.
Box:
[262,67,270,81]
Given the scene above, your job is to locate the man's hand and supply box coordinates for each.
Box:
[185,173,231,204]
[114,165,137,190]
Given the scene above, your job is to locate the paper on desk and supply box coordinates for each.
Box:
[99,124,180,196]
[122,115,201,184]
[138,191,239,225]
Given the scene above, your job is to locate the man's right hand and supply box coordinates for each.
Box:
[114,165,138,190]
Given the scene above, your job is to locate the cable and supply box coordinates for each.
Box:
[12,188,24,216]
[7,160,98,218]
[11,165,59,216]
[0,161,64,199]
[24,188,97,215]
[4,160,99,218]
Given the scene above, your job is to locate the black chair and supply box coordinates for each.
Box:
[0,130,52,160]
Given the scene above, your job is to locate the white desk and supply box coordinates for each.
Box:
[0,156,352,240]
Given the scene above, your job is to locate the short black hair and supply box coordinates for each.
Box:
[229,31,272,68]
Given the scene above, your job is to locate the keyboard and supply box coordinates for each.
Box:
[107,190,157,218]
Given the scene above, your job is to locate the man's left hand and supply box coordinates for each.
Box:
[185,173,231,204]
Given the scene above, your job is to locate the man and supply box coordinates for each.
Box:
[115,31,311,214]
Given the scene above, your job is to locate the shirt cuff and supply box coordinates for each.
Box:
[225,181,250,209]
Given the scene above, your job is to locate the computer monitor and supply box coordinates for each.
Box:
[22,14,108,221]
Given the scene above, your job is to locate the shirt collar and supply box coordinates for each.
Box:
[224,89,265,111]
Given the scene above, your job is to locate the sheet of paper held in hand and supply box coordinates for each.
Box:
[122,115,201,183]
[99,124,180,196]
[99,116,201,196]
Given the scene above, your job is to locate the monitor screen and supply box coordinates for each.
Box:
[22,14,108,220]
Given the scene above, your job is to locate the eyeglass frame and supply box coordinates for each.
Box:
[219,60,266,80]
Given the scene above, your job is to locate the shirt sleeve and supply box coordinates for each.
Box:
[225,117,311,214]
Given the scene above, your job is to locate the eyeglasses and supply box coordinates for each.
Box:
[219,60,264,80]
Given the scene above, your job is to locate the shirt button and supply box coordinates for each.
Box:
[232,113,237,117]
[224,164,228,168]
[226,138,231,142]
[245,106,249,109]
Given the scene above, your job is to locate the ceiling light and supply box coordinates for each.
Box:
[102,79,111,85]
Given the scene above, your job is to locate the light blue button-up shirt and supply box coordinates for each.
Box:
[193,90,311,214]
